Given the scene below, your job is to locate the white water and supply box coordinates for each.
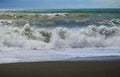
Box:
[0,48,120,64]
[1,24,120,49]
[0,22,120,63]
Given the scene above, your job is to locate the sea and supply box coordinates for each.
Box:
[0,9,120,64]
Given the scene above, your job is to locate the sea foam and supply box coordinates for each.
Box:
[0,23,120,49]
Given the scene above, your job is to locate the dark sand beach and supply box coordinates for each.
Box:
[0,61,120,77]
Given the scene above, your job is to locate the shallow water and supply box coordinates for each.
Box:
[0,48,120,64]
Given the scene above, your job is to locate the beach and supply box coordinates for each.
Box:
[0,61,120,77]
[0,9,120,77]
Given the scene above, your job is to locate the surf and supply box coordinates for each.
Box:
[0,24,120,49]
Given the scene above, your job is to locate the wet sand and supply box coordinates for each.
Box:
[0,61,120,77]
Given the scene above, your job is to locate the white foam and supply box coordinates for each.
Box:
[1,25,120,49]
[0,47,120,64]
[0,24,120,63]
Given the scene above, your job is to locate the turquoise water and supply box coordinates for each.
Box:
[0,9,120,13]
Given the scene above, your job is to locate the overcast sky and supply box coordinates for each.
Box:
[0,0,120,9]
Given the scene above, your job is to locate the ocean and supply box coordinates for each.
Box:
[0,9,120,64]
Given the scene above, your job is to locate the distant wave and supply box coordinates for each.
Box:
[0,13,120,26]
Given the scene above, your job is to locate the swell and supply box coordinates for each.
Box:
[0,13,120,26]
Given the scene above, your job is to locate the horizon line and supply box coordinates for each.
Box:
[0,8,120,10]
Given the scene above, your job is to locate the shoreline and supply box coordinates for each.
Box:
[0,61,120,77]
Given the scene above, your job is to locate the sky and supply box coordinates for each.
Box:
[0,0,120,9]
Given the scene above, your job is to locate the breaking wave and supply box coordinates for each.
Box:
[1,23,120,49]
